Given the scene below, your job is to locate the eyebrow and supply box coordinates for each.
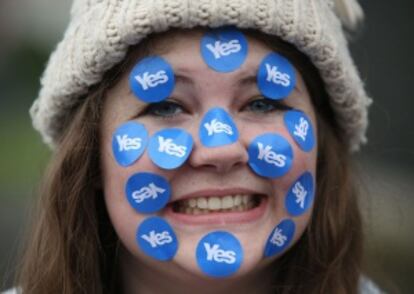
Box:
[237,74,302,94]
[175,74,194,87]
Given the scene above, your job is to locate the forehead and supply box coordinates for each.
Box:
[129,29,273,78]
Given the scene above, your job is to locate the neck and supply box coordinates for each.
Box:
[120,247,275,294]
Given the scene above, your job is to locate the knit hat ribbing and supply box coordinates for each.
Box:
[30,0,372,151]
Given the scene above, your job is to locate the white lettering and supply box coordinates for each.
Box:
[293,117,309,141]
[292,182,307,209]
[132,183,166,203]
[204,119,233,136]
[158,136,187,158]
[134,70,168,90]
[206,40,242,59]
[116,134,142,152]
[257,142,287,167]
[204,243,236,264]
[141,230,173,248]
[265,63,291,87]
[270,228,287,247]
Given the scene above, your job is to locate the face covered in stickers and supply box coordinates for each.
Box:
[100,28,318,285]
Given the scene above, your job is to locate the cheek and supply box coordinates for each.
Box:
[101,139,171,255]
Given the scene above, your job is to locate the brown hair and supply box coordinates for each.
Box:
[16,29,363,294]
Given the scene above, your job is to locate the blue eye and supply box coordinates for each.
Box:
[144,101,184,117]
[245,98,291,113]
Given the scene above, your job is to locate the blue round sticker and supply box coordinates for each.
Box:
[129,56,175,103]
[136,216,178,261]
[248,133,293,178]
[264,219,296,258]
[285,172,314,216]
[200,27,248,72]
[257,52,296,100]
[148,128,193,170]
[125,172,171,214]
[199,107,239,147]
[196,231,243,278]
[284,110,315,152]
[112,121,148,167]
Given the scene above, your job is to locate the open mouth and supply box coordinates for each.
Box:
[170,194,264,215]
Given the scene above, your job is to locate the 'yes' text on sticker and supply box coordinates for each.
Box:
[132,182,166,203]
[134,70,168,91]
[206,40,241,59]
[141,230,173,248]
[116,135,142,152]
[158,136,187,158]
[204,243,236,264]
[204,119,233,136]
[265,63,291,87]
[257,142,287,167]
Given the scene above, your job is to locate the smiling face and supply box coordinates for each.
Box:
[100,29,318,286]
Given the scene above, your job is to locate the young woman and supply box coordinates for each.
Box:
[14,0,381,293]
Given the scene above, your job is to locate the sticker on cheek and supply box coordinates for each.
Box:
[148,128,193,170]
[112,121,148,167]
[200,26,248,72]
[136,216,178,261]
[285,172,314,216]
[125,172,171,213]
[284,110,315,152]
[196,231,243,278]
[257,52,296,100]
[199,107,239,147]
[248,133,293,178]
[264,219,296,258]
[129,56,175,103]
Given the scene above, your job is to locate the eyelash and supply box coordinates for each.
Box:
[243,97,293,113]
[141,97,292,118]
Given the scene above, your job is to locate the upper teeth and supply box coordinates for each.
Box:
[181,194,252,210]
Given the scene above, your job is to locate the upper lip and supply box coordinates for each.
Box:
[171,187,269,203]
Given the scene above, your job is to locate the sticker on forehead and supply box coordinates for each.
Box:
[196,231,243,278]
[136,216,178,261]
[285,172,314,216]
[264,219,295,258]
[148,128,193,169]
[199,107,239,147]
[125,172,171,213]
[112,121,148,167]
[248,133,293,178]
[284,110,315,152]
[129,56,175,103]
[257,52,296,100]
[200,26,248,72]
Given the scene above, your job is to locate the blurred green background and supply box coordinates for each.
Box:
[0,1,413,292]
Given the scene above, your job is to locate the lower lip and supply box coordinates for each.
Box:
[162,196,269,226]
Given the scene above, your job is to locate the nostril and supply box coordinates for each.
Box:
[188,140,249,172]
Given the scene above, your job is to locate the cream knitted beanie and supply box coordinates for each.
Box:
[30,0,372,151]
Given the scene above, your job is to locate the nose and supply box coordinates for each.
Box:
[188,139,249,173]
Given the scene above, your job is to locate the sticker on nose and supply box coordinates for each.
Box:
[129,56,175,103]
[284,110,315,152]
[196,231,243,278]
[264,219,296,258]
[199,107,239,147]
[200,26,248,73]
[248,133,293,178]
[136,216,178,261]
[257,52,296,100]
[285,172,314,216]
[148,128,193,170]
[125,172,171,213]
[112,121,148,167]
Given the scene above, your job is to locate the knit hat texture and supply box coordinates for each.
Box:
[30,0,372,151]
